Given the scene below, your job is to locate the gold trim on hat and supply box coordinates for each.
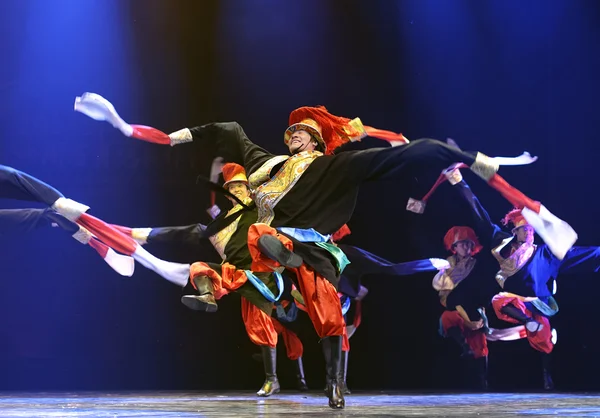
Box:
[284,119,325,149]
[223,172,249,189]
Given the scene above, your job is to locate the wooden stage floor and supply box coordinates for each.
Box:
[0,391,598,417]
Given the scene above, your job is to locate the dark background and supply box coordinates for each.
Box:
[0,0,598,391]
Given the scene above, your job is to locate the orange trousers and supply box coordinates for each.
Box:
[247,223,346,338]
[241,297,303,359]
[441,310,488,358]
[492,294,553,354]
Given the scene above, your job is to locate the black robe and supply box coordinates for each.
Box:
[149,206,280,314]
[186,122,480,286]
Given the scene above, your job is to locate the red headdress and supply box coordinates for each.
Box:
[502,208,529,229]
[443,226,483,255]
[284,106,408,155]
[222,163,248,189]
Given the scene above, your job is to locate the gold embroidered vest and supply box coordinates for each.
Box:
[432,255,476,306]
[492,237,536,288]
[251,151,322,225]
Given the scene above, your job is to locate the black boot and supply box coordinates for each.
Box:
[295,357,309,391]
[321,337,332,395]
[341,349,351,395]
[257,235,303,268]
[542,353,554,390]
[322,336,345,409]
[256,346,280,397]
[475,356,489,391]
[180,275,218,312]
[446,326,474,358]
[500,304,543,332]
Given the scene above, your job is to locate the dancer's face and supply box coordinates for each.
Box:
[454,240,474,258]
[514,225,533,243]
[288,130,318,154]
[227,182,250,203]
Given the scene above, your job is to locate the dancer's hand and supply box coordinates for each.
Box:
[430,258,450,271]
[465,319,484,330]
[443,165,463,185]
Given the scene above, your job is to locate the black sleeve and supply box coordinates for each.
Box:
[189,122,275,175]
[147,224,207,246]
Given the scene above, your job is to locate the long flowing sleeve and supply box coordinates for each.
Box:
[454,180,511,248]
[0,165,64,206]
[558,246,600,275]
[188,122,276,175]
[0,208,68,235]
[338,244,448,297]
[147,224,207,246]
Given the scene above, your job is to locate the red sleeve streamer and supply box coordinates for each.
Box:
[419,163,468,204]
[332,224,352,242]
[130,125,171,145]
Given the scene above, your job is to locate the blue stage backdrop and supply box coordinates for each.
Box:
[0,0,598,391]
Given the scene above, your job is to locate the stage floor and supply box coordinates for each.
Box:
[0,391,598,417]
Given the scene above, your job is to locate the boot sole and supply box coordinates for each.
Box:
[258,236,303,268]
[257,385,280,397]
[181,295,218,313]
[329,400,345,409]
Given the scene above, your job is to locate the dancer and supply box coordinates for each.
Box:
[75,93,572,408]
[0,207,133,276]
[114,163,294,396]
[0,164,190,286]
[446,167,600,390]
[433,224,492,389]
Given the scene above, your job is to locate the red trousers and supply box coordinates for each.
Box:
[189,261,304,359]
[295,296,350,352]
[189,261,248,299]
[241,297,303,359]
[248,223,346,339]
[492,293,553,354]
[441,310,488,358]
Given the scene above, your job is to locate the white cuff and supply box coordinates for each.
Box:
[131,228,152,245]
[51,198,90,221]
[72,226,92,244]
[168,128,193,146]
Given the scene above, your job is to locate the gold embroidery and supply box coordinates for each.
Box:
[207,201,251,260]
[248,155,290,189]
[432,255,476,306]
[492,238,536,288]
[432,256,476,292]
[254,151,322,225]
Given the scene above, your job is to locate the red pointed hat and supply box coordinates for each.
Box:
[502,208,529,229]
[222,163,248,189]
[443,226,483,255]
[284,106,408,155]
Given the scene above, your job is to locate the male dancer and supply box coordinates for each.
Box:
[75,93,571,408]
[445,167,600,389]
[0,164,189,285]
